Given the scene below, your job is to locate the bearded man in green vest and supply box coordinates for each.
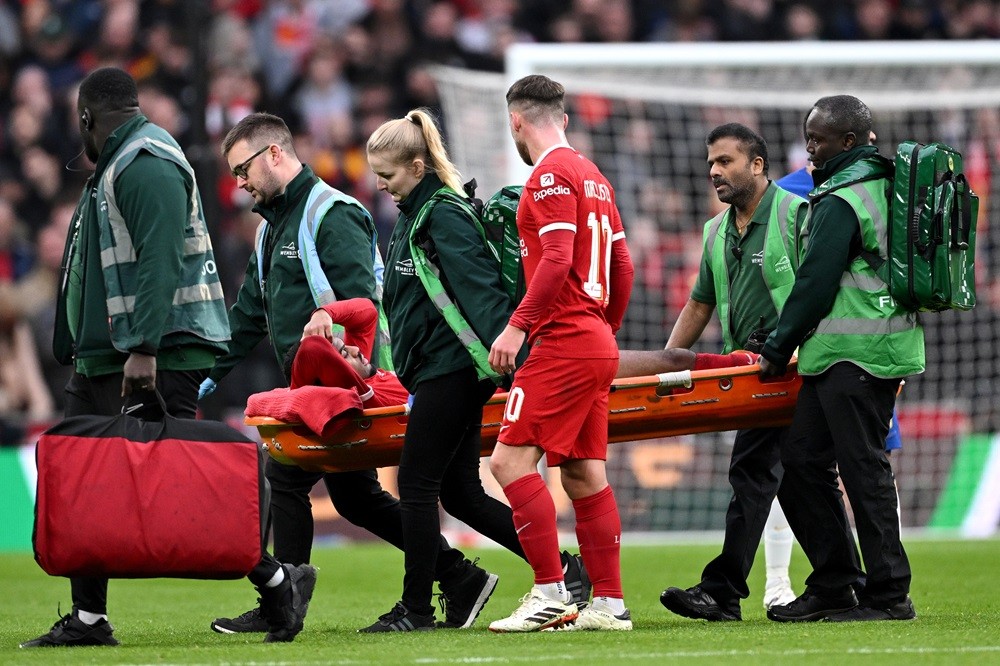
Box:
[645,123,807,622]
[760,95,922,623]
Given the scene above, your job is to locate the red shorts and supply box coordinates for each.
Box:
[498,353,618,467]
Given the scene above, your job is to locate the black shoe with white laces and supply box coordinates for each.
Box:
[767,588,858,622]
[359,602,436,633]
[259,564,318,642]
[437,558,499,628]
[211,600,268,633]
[20,610,119,648]
[560,551,592,610]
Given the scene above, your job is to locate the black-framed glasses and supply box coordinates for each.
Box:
[231,145,271,179]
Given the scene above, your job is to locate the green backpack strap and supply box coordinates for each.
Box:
[810,154,893,201]
[409,187,501,383]
[811,154,894,279]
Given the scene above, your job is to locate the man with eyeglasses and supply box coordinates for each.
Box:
[201,112,494,635]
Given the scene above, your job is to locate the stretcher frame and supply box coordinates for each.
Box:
[246,362,800,472]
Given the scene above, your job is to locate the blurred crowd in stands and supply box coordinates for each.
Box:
[1,0,998,440]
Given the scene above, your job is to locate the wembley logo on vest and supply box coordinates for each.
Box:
[280,241,299,259]
[394,258,415,276]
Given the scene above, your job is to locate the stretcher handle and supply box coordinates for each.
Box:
[609,359,798,392]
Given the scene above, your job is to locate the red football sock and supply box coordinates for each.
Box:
[573,485,623,599]
[694,352,733,370]
[694,351,758,370]
[503,473,563,584]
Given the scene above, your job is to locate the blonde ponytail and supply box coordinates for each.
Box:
[366,108,465,195]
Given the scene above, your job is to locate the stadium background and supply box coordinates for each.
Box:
[1,0,998,553]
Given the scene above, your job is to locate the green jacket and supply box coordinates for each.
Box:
[209,166,379,383]
[693,182,804,352]
[763,146,925,377]
[383,173,512,391]
[54,116,229,376]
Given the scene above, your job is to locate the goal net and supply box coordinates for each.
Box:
[432,41,1000,537]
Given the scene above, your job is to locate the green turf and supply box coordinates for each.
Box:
[2,538,998,664]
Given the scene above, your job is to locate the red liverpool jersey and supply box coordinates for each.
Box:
[512,145,629,357]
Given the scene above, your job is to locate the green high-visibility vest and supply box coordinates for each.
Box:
[96,123,229,351]
[799,175,925,377]
[705,187,803,353]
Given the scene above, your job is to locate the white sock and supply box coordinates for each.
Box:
[265,567,286,588]
[764,498,794,581]
[592,596,626,614]
[76,610,107,625]
[534,582,571,604]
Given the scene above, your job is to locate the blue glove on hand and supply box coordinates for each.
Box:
[198,377,217,400]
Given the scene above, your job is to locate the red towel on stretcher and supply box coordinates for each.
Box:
[245,386,363,438]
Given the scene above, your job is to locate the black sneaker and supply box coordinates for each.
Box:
[20,611,119,648]
[437,558,499,628]
[359,602,436,633]
[660,585,741,621]
[259,564,318,643]
[211,600,268,633]
[767,588,858,622]
[561,551,592,610]
[825,596,916,622]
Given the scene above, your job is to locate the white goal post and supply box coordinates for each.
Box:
[431,41,1000,536]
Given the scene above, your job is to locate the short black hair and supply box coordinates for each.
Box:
[811,95,872,140]
[78,67,138,112]
[706,123,770,176]
[506,74,565,123]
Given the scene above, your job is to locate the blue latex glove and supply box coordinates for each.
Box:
[407,394,415,408]
[198,377,217,400]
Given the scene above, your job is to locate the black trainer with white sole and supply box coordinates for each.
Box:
[437,558,499,628]
[211,600,268,633]
[20,611,119,648]
[359,602,436,633]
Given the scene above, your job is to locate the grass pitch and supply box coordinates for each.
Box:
[1,538,998,665]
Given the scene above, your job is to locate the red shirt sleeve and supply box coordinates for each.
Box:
[606,237,634,333]
[508,228,574,332]
[290,336,371,397]
[320,298,377,358]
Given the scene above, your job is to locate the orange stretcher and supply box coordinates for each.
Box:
[246,362,801,473]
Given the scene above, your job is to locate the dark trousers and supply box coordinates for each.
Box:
[264,457,464,579]
[398,367,526,616]
[699,426,790,605]
[780,362,909,605]
[65,369,205,614]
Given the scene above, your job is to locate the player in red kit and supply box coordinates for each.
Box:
[293,298,409,407]
[487,75,635,633]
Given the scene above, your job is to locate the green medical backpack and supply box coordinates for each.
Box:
[814,142,978,313]
[885,141,978,312]
[480,185,525,306]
